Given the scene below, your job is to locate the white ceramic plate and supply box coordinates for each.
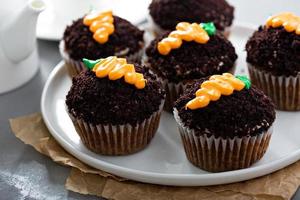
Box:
[37,0,150,40]
[41,24,300,186]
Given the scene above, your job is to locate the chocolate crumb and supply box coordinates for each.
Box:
[149,0,234,31]
[63,16,144,61]
[246,26,300,76]
[66,65,165,126]
[146,32,237,83]
[174,78,276,138]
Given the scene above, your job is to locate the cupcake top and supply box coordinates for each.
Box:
[246,12,300,76]
[149,0,234,31]
[63,11,144,61]
[66,57,165,125]
[145,22,237,83]
[174,73,276,138]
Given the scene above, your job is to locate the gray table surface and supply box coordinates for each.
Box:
[0,39,300,200]
[0,40,100,200]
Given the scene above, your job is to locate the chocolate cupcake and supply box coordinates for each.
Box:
[174,73,276,172]
[145,22,237,111]
[246,12,300,111]
[66,56,165,155]
[60,11,144,77]
[148,0,234,37]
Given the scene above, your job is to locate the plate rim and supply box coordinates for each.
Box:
[41,25,300,186]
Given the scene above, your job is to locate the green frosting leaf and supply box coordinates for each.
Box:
[82,58,101,70]
[236,75,251,89]
[200,22,216,36]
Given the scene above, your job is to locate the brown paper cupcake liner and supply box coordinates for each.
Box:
[174,109,273,172]
[146,15,166,37]
[68,101,164,155]
[59,41,144,78]
[248,64,300,111]
[222,27,231,39]
[162,80,190,112]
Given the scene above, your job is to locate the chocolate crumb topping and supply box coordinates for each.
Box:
[63,16,144,61]
[66,65,165,125]
[145,32,237,83]
[149,0,234,31]
[246,26,300,76]
[174,78,276,138]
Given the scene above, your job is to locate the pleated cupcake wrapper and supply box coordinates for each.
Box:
[59,41,144,78]
[162,80,188,112]
[146,15,166,37]
[248,64,300,111]
[68,101,164,155]
[173,109,273,172]
[147,15,231,38]
[222,27,231,38]
[59,41,85,77]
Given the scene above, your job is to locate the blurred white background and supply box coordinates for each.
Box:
[34,0,300,40]
[227,0,300,25]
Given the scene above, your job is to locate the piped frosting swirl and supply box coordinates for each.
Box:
[186,73,251,110]
[83,57,146,89]
[157,22,216,55]
[266,12,300,35]
[83,10,114,44]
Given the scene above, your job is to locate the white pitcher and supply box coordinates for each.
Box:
[0,0,45,94]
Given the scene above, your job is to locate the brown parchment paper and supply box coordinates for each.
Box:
[9,113,300,200]
[9,113,125,181]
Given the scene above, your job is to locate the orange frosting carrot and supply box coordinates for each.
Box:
[157,22,209,55]
[83,10,114,44]
[92,56,146,89]
[266,12,300,34]
[186,73,245,110]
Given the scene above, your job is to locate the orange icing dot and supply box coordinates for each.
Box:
[266,12,300,35]
[157,22,209,55]
[92,56,146,89]
[83,10,114,44]
[186,73,245,110]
